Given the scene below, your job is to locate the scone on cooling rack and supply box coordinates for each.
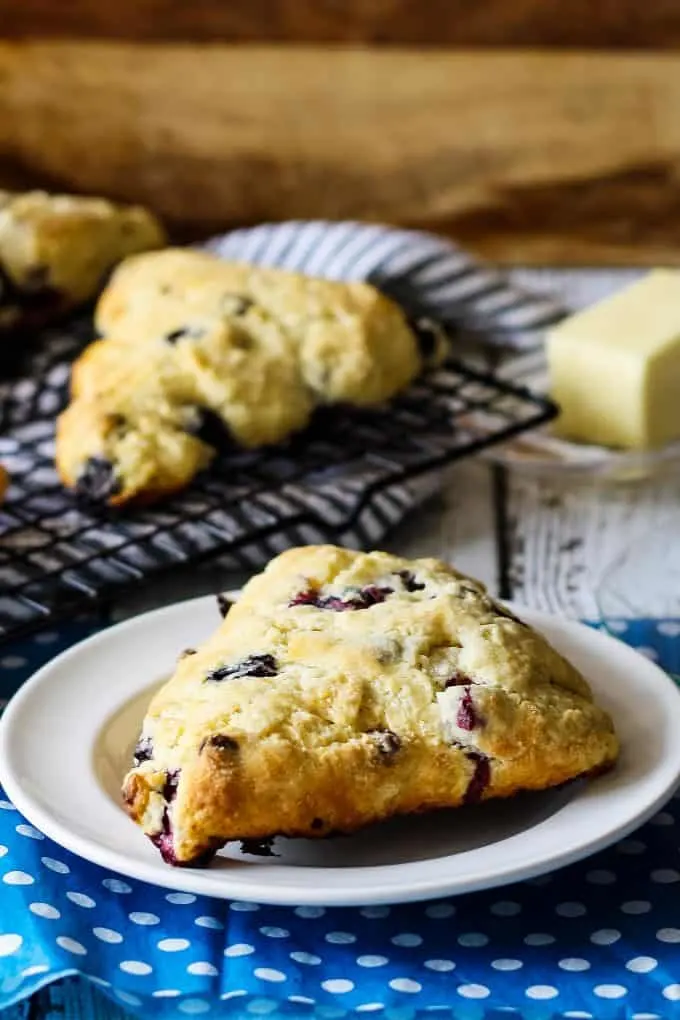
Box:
[122,545,619,867]
[0,189,165,333]
[56,249,445,506]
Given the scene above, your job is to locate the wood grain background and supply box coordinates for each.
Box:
[2,4,680,264]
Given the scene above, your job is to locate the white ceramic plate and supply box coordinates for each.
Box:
[1,595,679,907]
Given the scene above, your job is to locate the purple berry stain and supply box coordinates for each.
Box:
[464,751,490,804]
[133,736,154,765]
[456,688,479,731]
[289,585,393,611]
[397,570,425,592]
[206,654,277,682]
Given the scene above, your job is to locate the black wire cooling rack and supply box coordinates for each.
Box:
[0,316,557,644]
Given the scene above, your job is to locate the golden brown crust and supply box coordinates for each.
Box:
[0,189,165,333]
[57,250,428,506]
[122,545,619,866]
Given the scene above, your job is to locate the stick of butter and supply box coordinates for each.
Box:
[547,269,680,450]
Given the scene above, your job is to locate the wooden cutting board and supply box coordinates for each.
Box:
[2,42,680,265]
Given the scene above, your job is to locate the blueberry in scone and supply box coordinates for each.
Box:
[57,249,444,506]
[122,545,619,867]
[0,190,164,333]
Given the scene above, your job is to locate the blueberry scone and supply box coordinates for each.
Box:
[57,249,443,505]
[122,545,619,867]
[0,190,165,334]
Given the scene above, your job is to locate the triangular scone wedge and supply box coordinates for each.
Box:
[122,546,619,866]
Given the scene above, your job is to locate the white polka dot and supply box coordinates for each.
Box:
[93,927,123,944]
[3,871,34,885]
[21,965,49,978]
[56,936,87,956]
[651,811,674,826]
[225,943,255,957]
[652,868,680,883]
[220,990,247,1000]
[41,857,69,874]
[563,1014,592,1019]
[360,906,390,919]
[556,901,586,918]
[83,976,111,988]
[322,979,354,994]
[594,984,627,999]
[627,956,658,973]
[115,991,142,1008]
[457,984,490,999]
[586,869,616,885]
[178,999,211,1014]
[525,986,559,1000]
[0,846,7,858]
[457,932,488,947]
[67,893,96,909]
[1,656,27,668]
[166,892,197,905]
[617,839,647,855]
[0,934,22,957]
[120,961,153,976]
[389,979,421,994]
[102,878,131,894]
[656,927,680,942]
[291,951,321,965]
[357,955,388,968]
[391,934,422,948]
[621,900,651,914]
[34,631,58,644]
[288,996,316,1005]
[325,931,356,944]
[0,801,16,811]
[29,902,60,919]
[187,962,218,976]
[230,900,259,911]
[490,901,521,916]
[664,986,680,1001]
[424,960,455,972]
[633,1014,661,1019]
[247,1000,278,1015]
[158,938,190,952]
[254,968,286,983]
[357,1005,384,1013]
[153,990,182,998]
[590,928,621,945]
[524,933,555,946]
[195,916,223,930]
[559,958,590,972]
[15,824,43,840]
[491,959,523,971]
[260,926,289,938]
[425,903,455,919]
[295,905,326,918]
[129,911,159,925]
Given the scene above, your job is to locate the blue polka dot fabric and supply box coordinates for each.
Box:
[1,620,680,1018]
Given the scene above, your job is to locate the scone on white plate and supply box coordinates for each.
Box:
[57,249,445,506]
[122,545,619,867]
[0,189,165,334]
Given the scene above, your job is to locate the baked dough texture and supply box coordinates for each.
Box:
[122,545,619,867]
[0,190,164,332]
[57,250,433,506]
